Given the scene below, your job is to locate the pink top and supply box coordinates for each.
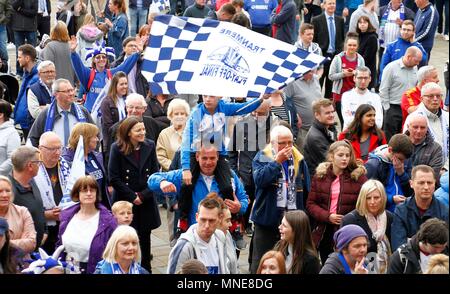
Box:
[4,204,37,253]
[329,176,340,214]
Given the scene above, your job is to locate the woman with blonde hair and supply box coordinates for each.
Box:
[306,140,367,264]
[94,225,148,274]
[0,176,36,254]
[425,254,449,274]
[62,123,111,209]
[41,21,76,85]
[341,179,393,274]
[256,250,287,274]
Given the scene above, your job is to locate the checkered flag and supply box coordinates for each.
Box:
[149,0,170,13]
[142,15,326,97]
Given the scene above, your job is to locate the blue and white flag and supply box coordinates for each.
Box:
[90,79,111,141]
[149,0,170,14]
[142,15,326,98]
[59,135,85,209]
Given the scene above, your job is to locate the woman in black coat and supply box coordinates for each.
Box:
[108,116,161,272]
[341,179,393,274]
[356,15,378,89]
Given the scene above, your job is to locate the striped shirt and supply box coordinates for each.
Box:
[381,9,401,48]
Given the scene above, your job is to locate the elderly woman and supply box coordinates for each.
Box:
[41,21,76,85]
[109,117,161,272]
[341,180,393,274]
[156,99,190,172]
[56,175,117,274]
[306,140,367,264]
[0,176,36,254]
[62,123,111,210]
[0,100,21,176]
[94,225,149,274]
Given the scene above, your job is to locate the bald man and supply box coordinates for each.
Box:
[405,114,443,178]
[35,131,70,253]
[380,46,422,141]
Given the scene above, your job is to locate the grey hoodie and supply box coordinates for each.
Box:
[76,25,104,67]
[0,119,21,176]
[167,223,227,274]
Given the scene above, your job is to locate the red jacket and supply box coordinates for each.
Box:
[338,131,387,162]
[306,163,367,247]
[401,86,421,127]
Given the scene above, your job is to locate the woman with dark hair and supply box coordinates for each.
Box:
[108,116,161,272]
[273,210,321,274]
[62,123,111,210]
[0,100,20,176]
[338,104,386,162]
[356,15,378,89]
[100,71,128,160]
[0,218,20,274]
[41,21,76,85]
[306,140,367,264]
[56,175,117,274]
[329,32,365,128]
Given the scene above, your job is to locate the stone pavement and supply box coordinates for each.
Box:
[151,205,252,274]
[5,2,449,274]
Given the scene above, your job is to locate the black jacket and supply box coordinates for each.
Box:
[387,235,449,274]
[108,139,161,232]
[341,209,394,254]
[303,119,338,177]
[311,13,345,55]
[379,5,415,23]
[11,0,38,32]
[358,31,378,88]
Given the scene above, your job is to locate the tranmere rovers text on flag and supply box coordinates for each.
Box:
[142,15,326,98]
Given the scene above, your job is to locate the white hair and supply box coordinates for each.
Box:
[167,98,190,120]
[126,93,147,107]
[39,131,62,146]
[421,82,443,96]
[270,125,293,142]
[407,113,428,127]
[417,66,436,84]
[37,60,55,72]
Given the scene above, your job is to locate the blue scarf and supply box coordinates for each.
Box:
[338,253,353,275]
[379,2,405,46]
[44,100,87,132]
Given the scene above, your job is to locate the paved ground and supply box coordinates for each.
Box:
[5,2,449,274]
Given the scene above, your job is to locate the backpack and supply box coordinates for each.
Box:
[82,68,112,104]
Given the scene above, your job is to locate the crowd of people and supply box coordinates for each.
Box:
[0,0,449,275]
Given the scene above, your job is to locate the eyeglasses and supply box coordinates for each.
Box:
[40,146,62,153]
[126,105,145,110]
[423,94,443,99]
[30,160,43,165]
[95,55,107,60]
[57,88,75,94]
[356,76,370,80]
[40,70,56,74]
